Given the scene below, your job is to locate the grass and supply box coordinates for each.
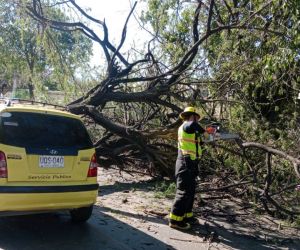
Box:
[153,181,176,199]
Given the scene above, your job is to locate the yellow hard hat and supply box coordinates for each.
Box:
[179,106,200,119]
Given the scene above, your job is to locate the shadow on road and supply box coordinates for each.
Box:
[0,210,175,250]
[96,205,168,226]
[99,179,164,197]
[187,217,300,250]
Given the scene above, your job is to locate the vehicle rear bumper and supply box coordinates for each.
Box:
[0,184,99,213]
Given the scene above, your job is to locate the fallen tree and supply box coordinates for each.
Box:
[24,0,300,218]
[197,140,300,218]
[25,0,290,170]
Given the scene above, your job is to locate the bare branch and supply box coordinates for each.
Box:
[206,0,215,33]
[242,142,300,178]
[109,1,137,70]
[69,0,104,25]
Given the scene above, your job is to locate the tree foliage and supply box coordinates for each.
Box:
[0,0,93,99]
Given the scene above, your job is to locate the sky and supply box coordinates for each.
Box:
[75,0,149,66]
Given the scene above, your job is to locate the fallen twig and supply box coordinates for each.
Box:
[170,237,205,243]
[202,195,231,200]
[195,211,249,217]
[198,181,252,192]
[144,210,168,217]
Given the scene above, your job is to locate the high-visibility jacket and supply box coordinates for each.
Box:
[178,122,202,160]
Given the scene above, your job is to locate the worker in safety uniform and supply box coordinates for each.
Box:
[169,107,205,230]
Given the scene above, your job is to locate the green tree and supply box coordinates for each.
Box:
[203,0,300,144]
[0,0,93,100]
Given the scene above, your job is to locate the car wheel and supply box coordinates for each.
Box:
[70,205,93,222]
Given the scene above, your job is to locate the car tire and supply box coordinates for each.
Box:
[70,205,93,222]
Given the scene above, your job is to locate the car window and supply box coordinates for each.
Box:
[0,112,93,149]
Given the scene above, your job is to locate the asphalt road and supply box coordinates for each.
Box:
[0,209,173,250]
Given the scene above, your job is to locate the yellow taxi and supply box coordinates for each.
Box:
[0,99,99,222]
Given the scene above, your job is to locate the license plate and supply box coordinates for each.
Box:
[39,155,64,168]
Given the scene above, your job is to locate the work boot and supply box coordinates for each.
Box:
[183,216,199,225]
[169,219,191,230]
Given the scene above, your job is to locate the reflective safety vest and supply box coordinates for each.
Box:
[178,122,202,160]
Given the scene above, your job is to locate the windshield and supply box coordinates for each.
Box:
[0,112,93,150]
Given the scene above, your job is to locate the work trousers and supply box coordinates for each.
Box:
[170,156,199,219]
